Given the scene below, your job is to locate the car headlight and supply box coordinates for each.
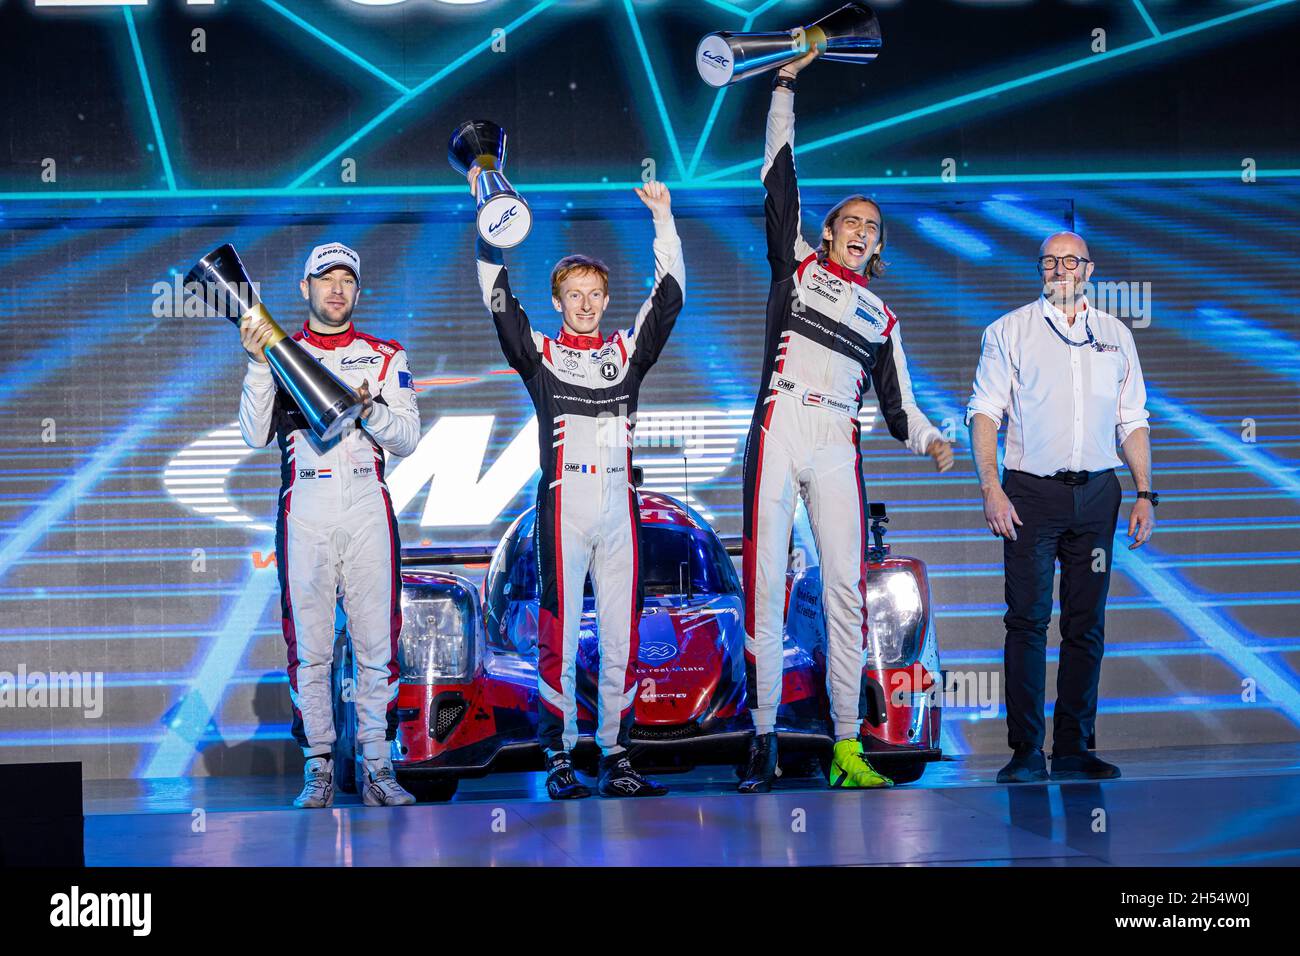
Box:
[398,588,476,682]
[864,568,924,667]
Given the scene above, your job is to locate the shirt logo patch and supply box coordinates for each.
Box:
[600,362,618,381]
[564,463,597,474]
[397,371,413,389]
[855,304,885,328]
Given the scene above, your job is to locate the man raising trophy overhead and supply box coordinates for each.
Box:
[238,242,422,809]
[464,143,685,801]
[738,46,955,794]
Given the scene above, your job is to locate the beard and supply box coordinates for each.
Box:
[310,300,355,328]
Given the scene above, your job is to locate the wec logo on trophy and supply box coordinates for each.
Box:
[488,205,519,237]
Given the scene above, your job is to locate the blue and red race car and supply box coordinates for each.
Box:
[332,491,941,801]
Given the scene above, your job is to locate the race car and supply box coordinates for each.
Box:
[330,491,941,801]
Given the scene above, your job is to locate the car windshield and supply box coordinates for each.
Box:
[504,524,738,599]
[640,525,740,596]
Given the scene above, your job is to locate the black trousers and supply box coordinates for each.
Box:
[1001,468,1122,754]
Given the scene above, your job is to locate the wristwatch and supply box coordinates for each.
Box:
[1136,490,1159,507]
[773,73,796,91]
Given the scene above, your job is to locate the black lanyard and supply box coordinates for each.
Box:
[1042,306,1095,349]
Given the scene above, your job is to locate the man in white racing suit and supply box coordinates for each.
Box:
[739,50,954,793]
[470,175,683,799]
[239,242,421,808]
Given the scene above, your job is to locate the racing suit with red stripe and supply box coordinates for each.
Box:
[475,219,684,756]
[743,87,942,740]
[239,322,421,760]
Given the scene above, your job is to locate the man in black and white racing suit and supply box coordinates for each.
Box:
[469,174,683,799]
[738,49,955,793]
[239,242,421,808]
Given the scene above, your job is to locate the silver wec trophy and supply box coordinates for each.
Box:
[187,243,362,442]
[448,120,532,249]
[696,2,881,87]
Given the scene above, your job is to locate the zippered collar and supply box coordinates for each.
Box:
[301,322,357,349]
[819,255,869,287]
[557,328,604,350]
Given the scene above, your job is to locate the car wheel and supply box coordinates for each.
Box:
[330,629,359,794]
[399,775,459,803]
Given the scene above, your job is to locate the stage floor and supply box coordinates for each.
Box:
[82,743,1300,867]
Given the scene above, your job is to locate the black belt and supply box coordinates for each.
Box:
[1006,468,1114,486]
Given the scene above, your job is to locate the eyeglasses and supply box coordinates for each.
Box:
[1037,255,1091,271]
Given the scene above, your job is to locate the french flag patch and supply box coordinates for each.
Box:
[398,371,413,389]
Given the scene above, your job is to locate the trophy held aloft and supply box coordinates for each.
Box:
[448,120,532,249]
[696,2,882,87]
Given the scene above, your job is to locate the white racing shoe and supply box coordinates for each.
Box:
[293,756,335,809]
[361,759,416,807]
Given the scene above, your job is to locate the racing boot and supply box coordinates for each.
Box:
[598,751,668,798]
[545,751,592,800]
[827,739,894,790]
[737,732,781,794]
[361,758,417,807]
[293,755,335,809]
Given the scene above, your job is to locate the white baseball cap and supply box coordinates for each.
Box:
[303,242,361,282]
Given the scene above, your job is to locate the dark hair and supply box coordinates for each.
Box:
[818,195,887,279]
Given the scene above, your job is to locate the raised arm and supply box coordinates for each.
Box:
[475,236,542,379]
[762,53,819,280]
[626,181,685,375]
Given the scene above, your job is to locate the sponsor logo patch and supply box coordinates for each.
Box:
[638,640,679,664]
[855,304,885,328]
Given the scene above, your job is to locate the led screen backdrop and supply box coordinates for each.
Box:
[2,0,1298,779]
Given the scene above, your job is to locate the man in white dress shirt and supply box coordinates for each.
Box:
[967,232,1156,783]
